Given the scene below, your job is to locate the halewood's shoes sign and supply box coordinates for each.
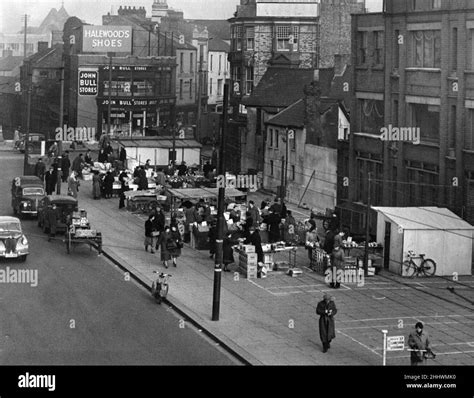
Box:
[82,26,132,53]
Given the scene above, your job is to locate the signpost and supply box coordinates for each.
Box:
[381,330,405,366]
[78,70,98,96]
[82,26,132,53]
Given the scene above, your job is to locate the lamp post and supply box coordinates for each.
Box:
[56,57,65,194]
[212,81,229,321]
[363,172,372,276]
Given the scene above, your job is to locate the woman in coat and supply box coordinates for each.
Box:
[316,293,337,353]
[92,171,101,199]
[159,225,182,268]
[67,171,79,199]
[223,232,237,272]
[104,171,115,198]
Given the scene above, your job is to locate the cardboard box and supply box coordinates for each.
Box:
[241,244,255,253]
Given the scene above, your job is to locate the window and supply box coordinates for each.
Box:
[218,55,222,75]
[276,26,298,51]
[290,134,296,150]
[189,79,193,99]
[355,154,383,205]
[412,30,441,68]
[9,43,19,51]
[245,66,254,95]
[246,27,255,50]
[449,105,456,150]
[451,28,458,72]
[407,163,439,206]
[210,54,213,72]
[374,31,384,65]
[393,29,400,70]
[270,160,274,176]
[275,130,279,148]
[217,79,223,96]
[357,31,368,65]
[232,25,243,51]
[209,78,213,95]
[410,103,439,142]
[180,53,184,73]
[432,0,441,8]
[269,128,273,147]
[467,109,474,150]
[291,165,295,181]
[359,99,384,135]
[190,53,194,73]
[179,79,183,100]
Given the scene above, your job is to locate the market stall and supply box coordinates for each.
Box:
[373,206,474,276]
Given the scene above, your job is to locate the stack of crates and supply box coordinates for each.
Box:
[238,245,258,279]
[263,253,274,271]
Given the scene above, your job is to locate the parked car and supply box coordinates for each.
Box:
[0,216,29,261]
[17,133,46,154]
[37,195,78,235]
[11,176,46,218]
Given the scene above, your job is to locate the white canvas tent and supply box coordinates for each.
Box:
[373,207,474,276]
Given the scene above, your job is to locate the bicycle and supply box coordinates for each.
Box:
[401,250,437,277]
[151,271,171,304]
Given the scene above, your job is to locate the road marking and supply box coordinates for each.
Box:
[337,314,474,323]
[337,329,382,358]
[337,320,474,331]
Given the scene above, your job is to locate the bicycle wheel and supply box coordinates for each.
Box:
[402,260,417,277]
[421,259,436,277]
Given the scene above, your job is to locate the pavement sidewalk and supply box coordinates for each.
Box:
[69,180,474,366]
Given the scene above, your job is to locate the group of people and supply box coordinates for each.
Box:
[144,208,183,269]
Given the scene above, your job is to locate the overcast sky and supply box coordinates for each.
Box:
[0,0,383,33]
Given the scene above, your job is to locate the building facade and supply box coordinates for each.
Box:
[207,38,230,111]
[345,0,474,233]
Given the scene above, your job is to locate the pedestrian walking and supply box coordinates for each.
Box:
[408,322,434,366]
[92,170,101,199]
[34,158,46,181]
[67,171,80,199]
[44,166,57,195]
[71,153,85,179]
[103,170,115,198]
[61,151,71,182]
[316,293,337,353]
[329,239,345,288]
[145,214,156,253]
[247,200,261,227]
[159,225,182,268]
[118,169,129,209]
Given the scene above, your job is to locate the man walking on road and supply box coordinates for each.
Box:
[316,293,337,353]
[408,322,433,366]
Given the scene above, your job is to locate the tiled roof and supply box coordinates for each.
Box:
[208,37,230,52]
[242,67,315,109]
[265,99,305,128]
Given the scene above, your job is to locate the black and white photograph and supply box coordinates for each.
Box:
[0,0,473,395]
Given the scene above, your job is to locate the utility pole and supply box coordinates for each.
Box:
[284,128,289,204]
[22,14,28,58]
[107,54,113,137]
[56,57,65,194]
[212,81,229,321]
[280,156,285,203]
[23,74,32,175]
[363,172,372,276]
[196,50,204,141]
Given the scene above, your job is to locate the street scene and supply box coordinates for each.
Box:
[0,0,473,381]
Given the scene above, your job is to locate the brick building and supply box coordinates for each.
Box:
[344,0,474,235]
[228,0,364,173]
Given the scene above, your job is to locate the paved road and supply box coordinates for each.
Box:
[0,149,238,365]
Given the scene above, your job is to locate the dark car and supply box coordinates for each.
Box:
[37,195,78,235]
[0,216,29,262]
[17,133,46,154]
[11,176,46,218]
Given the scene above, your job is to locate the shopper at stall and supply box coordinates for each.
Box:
[72,153,85,179]
[244,226,264,264]
[92,170,101,200]
[118,169,129,209]
[155,168,167,187]
[223,232,237,272]
[316,293,337,353]
[145,214,156,253]
[323,228,336,255]
[177,161,188,176]
[305,219,320,262]
[137,166,148,190]
[283,210,297,243]
[408,322,433,366]
[269,197,283,215]
[265,209,282,243]
[247,200,261,228]
[61,151,71,183]
[329,238,345,289]
[85,149,94,166]
[67,171,80,199]
[103,170,115,199]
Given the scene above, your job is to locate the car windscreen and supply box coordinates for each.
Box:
[0,222,21,233]
[23,187,44,196]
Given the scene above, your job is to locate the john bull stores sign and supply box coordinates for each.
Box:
[78,70,98,96]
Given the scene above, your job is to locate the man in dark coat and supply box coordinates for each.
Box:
[244,226,264,264]
[316,293,337,353]
[223,232,237,272]
[247,200,261,228]
[85,149,94,166]
[144,214,155,253]
[72,153,84,179]
[61,151,71,182]
[137,166,148,190]
[408,322,432,366]
[34,158,46,181]
[118,169,129,209]
[103,170,115,198]
[44,166,57,195]
[265,209,281,243]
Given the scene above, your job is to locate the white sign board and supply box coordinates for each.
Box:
[387,336,405,351]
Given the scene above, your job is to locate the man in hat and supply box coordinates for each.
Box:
[408,322,433,366]
[316,293,337,353]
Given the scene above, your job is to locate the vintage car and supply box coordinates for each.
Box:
[37,195,78,235]
[0,216,29,261]
[17,133,46,154]
[11,176,46,218]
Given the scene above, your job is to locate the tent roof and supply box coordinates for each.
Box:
[372,207,474,231]
[167,187,246,200]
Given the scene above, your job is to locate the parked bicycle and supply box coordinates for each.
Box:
[151,271,171,304]
[401,250,437,277]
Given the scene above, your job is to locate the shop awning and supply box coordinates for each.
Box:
[167,187,246,200]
